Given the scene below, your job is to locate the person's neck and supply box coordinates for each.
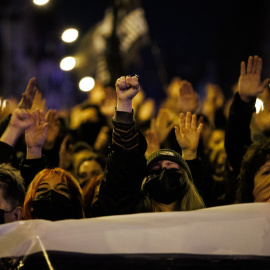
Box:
[157,201,178,212]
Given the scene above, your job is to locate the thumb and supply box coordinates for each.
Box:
[259,78,270,93]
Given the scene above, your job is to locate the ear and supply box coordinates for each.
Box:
[12,207,23,221]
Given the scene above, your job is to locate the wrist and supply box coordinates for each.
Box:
[182,149,197,160]
[0,126,23,147]
[239,92,256,103]
[117,99,132,112]
[26,147,42,159]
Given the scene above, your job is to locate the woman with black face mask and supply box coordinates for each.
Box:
[140,149,204,212]
[22,168,84,221]
[92,75,205,217]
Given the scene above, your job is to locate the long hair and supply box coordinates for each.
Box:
[23,168,85,220]
[237,138,270,203]
[82,173,103,217]
[140,170,205,212]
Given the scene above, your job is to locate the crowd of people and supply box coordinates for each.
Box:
[0,54,269,224]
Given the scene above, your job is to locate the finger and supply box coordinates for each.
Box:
[43,122,49,132]
[131,75,139,89]
[240,61,246,75]
[174,125,180,137]
[120,76,127,90]
[40,110,47,125]
[35,109,40,126]
[246,56,253,74]
[126,75,131,88]
[255,56,262,75]
[30,110,37,126]
[179,112,185,132]
[252,55,259,73]
[25,77,36,94]
[185,112,192,129]
[197,123,203,134]
[198,115,204,125]
[258,78,270,93]
[60,135,69,150]
[191,114,197,130]
[46,109,52,122]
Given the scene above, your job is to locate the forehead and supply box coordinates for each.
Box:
[38,175,67,186]
[150,160,180,169]
[79,160,102,172]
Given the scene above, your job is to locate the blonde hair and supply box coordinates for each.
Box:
[141,171,205,212]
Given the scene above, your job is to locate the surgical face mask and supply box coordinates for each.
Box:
[0,208,14,225]
[144,168,187,204]
[32,189,76,221]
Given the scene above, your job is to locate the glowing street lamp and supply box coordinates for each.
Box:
[62,28,79,43]
[79,77,95,92]
[60,57,76,71]
[33,0,50,6]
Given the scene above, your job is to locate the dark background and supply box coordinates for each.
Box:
[1,0,270,109]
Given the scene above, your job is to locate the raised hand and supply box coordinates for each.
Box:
[59,135,73,170]
[43,109,60,150]
[178,80,199,113]
[151,108,176,145]
[31,90,47,112]
[238,55,269,103]
[9,108,33,131]
[17,77,37,109]
[144,128,160,157]
[115,75,140,112]
[174,112,203,160]
[0,108,33,147]
[25,109,48,159]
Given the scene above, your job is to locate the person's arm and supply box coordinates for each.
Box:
[0,109,33,164]
[19,109,48,188]
[225,55,269,176]
[95,76,147,216]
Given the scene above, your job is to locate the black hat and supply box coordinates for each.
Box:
[146,149,193,181]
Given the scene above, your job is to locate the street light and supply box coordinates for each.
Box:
[33,0,50,6]
[62,28,79,43]
[79,77,95,92]
[60,56,76,71]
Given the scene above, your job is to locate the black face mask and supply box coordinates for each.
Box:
[32,189,77,221]
[0,208,14,225]
[144,168,187,205]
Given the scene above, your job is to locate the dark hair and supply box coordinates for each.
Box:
[237,138,270,203]
[76,154,106,177]
[72,141,94,154]
[0,163,25,209]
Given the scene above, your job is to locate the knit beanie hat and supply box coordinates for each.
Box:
[146,149,193,181]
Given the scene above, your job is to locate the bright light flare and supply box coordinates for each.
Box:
[62,28,79,43]
[255,98,264,114]
[60,57,76,71]
[33,0,50,6]
[79,77,95,92]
